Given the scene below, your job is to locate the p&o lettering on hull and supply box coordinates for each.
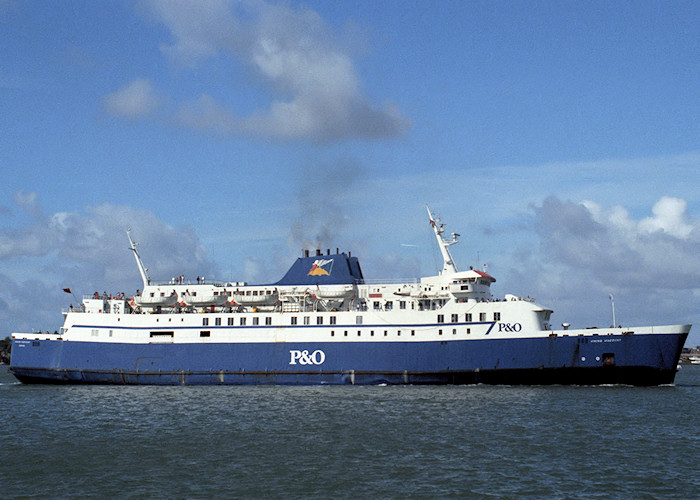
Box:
[289,349,326,365]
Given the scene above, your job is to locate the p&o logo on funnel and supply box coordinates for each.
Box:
[308,259,333,276]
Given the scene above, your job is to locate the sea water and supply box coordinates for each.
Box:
[1,364,698,499]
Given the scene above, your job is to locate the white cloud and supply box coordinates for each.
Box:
[583,196,695,240]
[534,196,700,287]
[103,78,160,118]
[144,0,410,141]
[525,195,700,330]
[638,196,694,238]
[0,193,217,334]
[149,0,241,67]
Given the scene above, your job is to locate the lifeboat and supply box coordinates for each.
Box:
[182,291,229,307]
[314,285,354,299]
[393,284,416,296]
[134,291,178,308]
[232,290,279,305]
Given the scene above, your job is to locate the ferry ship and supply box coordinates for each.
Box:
[10,207,690,385]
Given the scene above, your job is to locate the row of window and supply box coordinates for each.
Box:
[195,327,476,338]
[438,312,501,323]
[143,327,483,339]
[201,312,501,328]
[160,289,275,297]
[204,316,340,326]
[140,312,503,327]
[329,327,473,337]
[372,300,412,311]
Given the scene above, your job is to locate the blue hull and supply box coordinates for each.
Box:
[10,332,687,386]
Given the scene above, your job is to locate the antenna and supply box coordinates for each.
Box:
[609,293,616,327]
[426,205,458,275]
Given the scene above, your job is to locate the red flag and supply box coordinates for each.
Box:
[63,288,72,294]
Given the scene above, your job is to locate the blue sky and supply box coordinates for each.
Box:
[1,0,699,345]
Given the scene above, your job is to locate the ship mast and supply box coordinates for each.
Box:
[127,228,150,289]
[426,205,459,275]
